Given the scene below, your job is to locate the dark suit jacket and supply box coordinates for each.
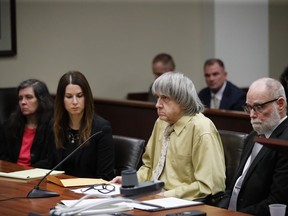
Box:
[227,118,288,216]
[198,81,246,111]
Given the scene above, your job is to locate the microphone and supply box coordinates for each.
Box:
[120,169,164,198]
[27,131,103,198]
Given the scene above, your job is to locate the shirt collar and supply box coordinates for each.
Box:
[211,81,227,100]
[172,115,195,136]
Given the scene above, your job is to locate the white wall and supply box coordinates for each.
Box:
[0,0,202,99]
[0,0,286,100]
[214,0,269,87]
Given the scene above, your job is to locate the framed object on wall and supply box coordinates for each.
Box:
[0,0,16,56]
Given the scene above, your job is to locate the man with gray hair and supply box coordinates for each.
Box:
[112,72,226,200]
[226,77,288,216]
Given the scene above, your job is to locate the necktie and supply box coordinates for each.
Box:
[212,95,219,109]
[152,124,174,181]
[228,138,264,210]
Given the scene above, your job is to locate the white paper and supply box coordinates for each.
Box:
[61,197,202,211]
[132,197,203,210]
[54,198,133,215]
[61,198,110,207]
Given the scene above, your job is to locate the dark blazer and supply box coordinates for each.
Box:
[198,81,246,111]
[51,115,115,181]
[227,117,288,216]
[0,117,54,168]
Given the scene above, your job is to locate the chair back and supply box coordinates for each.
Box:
[0,87,18,125]
[113,135,145,176]
[219,130,247,190]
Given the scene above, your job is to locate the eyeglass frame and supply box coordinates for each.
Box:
[242,98,279,114]
[80,184,115,194]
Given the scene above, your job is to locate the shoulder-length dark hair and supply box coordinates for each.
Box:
[8,79,53,137]
[13,79,53,127]
[54,71,94,149]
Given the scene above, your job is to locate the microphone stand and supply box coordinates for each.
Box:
[26,131,102,198]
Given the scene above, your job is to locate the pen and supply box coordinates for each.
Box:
[137,201,164,209]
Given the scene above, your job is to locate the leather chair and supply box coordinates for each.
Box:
[203,130,247,206]
[113,135,146,176]
[0,87,18,125]
[219,130,247,190]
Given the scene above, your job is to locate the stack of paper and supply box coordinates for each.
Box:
[59,197,203,212]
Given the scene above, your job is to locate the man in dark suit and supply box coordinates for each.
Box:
[226,77,288,216]
[198,58,246,111]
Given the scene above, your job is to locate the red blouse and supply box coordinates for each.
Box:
[17,126,36,166]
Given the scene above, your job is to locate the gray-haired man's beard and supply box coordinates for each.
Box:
[251,107,281,135]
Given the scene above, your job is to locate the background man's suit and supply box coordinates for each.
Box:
[198,81,246,111]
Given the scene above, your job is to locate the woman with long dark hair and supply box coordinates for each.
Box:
[53,71,114,180]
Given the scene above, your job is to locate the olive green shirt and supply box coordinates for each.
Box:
[137,113,226,200]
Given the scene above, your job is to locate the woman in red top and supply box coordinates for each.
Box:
[0,79,54,168]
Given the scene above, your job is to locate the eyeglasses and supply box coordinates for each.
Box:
[242,98,279,114]
[81,184,115,194]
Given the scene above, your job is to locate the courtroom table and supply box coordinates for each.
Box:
[93,97,252,142]
[0,161,251,216]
